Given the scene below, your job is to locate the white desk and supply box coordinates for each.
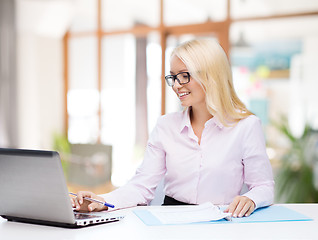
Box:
[1,204,317,240]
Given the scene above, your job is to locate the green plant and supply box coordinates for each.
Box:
[273,116,318,203]
[52,132,71,177]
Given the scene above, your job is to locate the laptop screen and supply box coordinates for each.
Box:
[0,149,75,224]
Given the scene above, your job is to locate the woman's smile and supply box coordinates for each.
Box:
[178,91,191,99]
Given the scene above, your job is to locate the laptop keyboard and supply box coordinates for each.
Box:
[74,212,99,220]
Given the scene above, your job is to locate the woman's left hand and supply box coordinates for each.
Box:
[224,196,255,218]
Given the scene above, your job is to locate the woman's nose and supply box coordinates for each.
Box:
[173,79,182,90]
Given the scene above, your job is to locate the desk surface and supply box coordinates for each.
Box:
[1,204,317,240]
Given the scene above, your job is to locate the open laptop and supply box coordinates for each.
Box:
[0,148,124,228]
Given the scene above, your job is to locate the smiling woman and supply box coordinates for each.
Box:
[168,56,206,109]
[72,39,274,221]
[170,39,253,126]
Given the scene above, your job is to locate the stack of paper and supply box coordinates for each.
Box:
[147,202,231,224]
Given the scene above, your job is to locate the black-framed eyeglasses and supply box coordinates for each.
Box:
[165,72,191,87]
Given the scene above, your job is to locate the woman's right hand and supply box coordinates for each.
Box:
[70,191,108,212]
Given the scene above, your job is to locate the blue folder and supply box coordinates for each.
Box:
[133,205,313,226]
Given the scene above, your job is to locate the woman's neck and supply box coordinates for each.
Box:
[190,105,213,126]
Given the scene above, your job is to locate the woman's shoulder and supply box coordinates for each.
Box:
[237,114,262,129]
[157,110,184,123]
[155,112,183,131]
[241,114,260,123]
[149,111,184,140]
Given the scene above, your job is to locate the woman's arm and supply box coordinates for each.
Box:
[241,116,275,209]
[73,117,167,211]
[225,116,274,217]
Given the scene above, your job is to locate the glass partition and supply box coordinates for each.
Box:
[146,32,162,132]
[69,0,97,32]
[231,0,318,19]
[100,33,162,186]
[100,34,136,185]
[102,0,160,31]
[68,37,99,143]
[164,0,227,26]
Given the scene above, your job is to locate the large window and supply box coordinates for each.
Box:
[68,37,99,143]
[64,0,318,189]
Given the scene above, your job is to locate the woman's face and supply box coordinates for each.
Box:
[170,55,206,108]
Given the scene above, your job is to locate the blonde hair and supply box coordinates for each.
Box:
[171,38,253,126]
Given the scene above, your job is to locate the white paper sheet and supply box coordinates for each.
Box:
[148,202,231,224]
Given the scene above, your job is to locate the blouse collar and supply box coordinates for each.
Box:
[179,107,224,133]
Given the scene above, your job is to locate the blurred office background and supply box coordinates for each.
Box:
[1,0,318,202]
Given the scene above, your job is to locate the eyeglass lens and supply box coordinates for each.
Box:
[165,72,189,86]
